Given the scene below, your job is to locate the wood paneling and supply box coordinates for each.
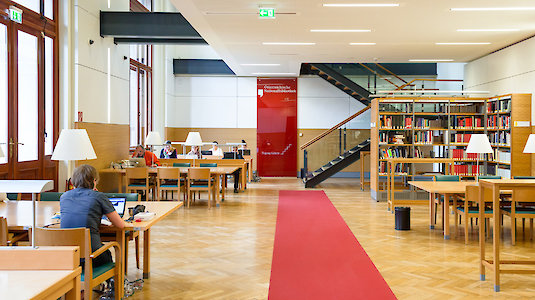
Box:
[74,122,130,191]
[165,127,257,169]
[509,94,532,177]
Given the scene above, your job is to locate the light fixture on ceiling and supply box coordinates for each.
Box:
[263,42,315,45]
[323,3,399,7]
[241,63,281,66]
[349,42,376,45]
[310,29,371,32]
[409,59,454,62]
[451,7,535,11]
[436,42,491,45]
[252,72,297,75]
[457,29,520,32]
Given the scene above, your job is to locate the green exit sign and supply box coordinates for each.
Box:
[9,6,22,24]
[259,8,275,18]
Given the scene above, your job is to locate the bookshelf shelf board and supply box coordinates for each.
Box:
[488,161,512,165]
[491,145,511,148]
[449,113,484,116]
[413,128,448,131]
[378,112,412,115]
[450,128,486,131]
[414,143,448,146]
[379,128,410,131]
[379,144,412,146]
[413,112,448,116]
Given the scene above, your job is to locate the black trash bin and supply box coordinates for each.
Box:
[395,207,410,230]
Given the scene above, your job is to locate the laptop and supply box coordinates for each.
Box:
[108,197,126,217]
[223,152,235,159]
[238,149,251,156]
[129,157,146,167]
[201,150,212,156]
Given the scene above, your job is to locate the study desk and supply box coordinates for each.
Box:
[0,201,182,299]
[100,166,240,203]
[409,181,476,239]
[478,179,535,292]
[1,268,82,300]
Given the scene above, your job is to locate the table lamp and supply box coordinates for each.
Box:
[145,131,163,166]
[466,134,493,181]
[523,134,535,154]
[185,132,203,164]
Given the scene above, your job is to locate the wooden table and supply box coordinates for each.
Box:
[386,158,454,211]
[360,151,370,191]
[478,179,535,292]
[1,268,82,300]
[100,166,240,203]
[409,181,476,239]
[0,201,182,299]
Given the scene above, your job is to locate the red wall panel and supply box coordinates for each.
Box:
[257,78,298,177]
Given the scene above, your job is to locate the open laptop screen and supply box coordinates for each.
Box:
[108,198,126,217]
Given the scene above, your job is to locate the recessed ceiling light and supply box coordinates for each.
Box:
[436,42,491,45]
[409,59,454,62]
[349,42,376,45]
[451,7,535,11]
[241,63,281,66]
[457,29,520,32]
[323,3,399,7]
[311,29,371,32]
[263,42,316,46]
[252,72,297,75]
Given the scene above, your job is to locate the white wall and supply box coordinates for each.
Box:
[465,37,535,121]
[166,76,371,129]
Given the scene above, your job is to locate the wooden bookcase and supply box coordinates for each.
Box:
[370,94,531,201]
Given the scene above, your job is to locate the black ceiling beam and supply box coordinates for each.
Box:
[173,59,235,76]
[100,11,206,44]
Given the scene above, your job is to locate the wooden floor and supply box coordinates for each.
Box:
[125,178,535,299]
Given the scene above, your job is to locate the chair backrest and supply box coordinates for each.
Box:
[126,167,149,180]
[35,227,90,259]
[199,163,217,168]
[173,163,191,167]
[0,217,7,246]
[465,185,493,204]
[104,193,140,201]
[513,176,535,179]
[157,167,180,180]
[188,168,211,181]
[434,175,460,182]
[6,193,20,201]
[478,176,502,180]
[39,192,63,201]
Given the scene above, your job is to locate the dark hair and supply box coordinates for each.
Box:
[213,141,218,144]
[136,145,144,150]
[241,140,246,144]
[165,141,172,145]
[71,164,99,189]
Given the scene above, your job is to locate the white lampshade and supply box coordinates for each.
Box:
[185,132,203,146]
[145,131,163,146]
[51,129,97,161]
[466,134,493,153]
[523,134,535,153]
[0,144,4,158]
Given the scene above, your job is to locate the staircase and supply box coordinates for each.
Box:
[303,63,372,106]
[304,139,370,188]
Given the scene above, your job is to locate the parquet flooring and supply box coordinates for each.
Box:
[125,178,535,299]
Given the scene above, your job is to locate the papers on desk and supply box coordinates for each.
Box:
[134,212,155,221]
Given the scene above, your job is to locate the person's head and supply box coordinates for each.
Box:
[135,145,144,157]
[71,164,99,189]
[165,141,172,150]
[213,141,218,150]
[241,140,247,147]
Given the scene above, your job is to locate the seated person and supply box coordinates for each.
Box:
[230,146,244,193]
[187,145,201,159]
[160,141,177,159]
[209,141,224,156]
[133,145,160,166]
[60,164,126,268]
[239,139,248,150]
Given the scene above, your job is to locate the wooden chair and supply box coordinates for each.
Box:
[0,217,7,246]
[38,192,63,201]
[186,168,216,208]
[433,175,461,226]
[173,163,191,167]
[35,227,121,300]
[455,185,494,244]
[102,193,141,271]
[501,187,535,245]
[199,163,217,168]
[126,167,155,201]
[6,193,20,201]
[157,167,184,201]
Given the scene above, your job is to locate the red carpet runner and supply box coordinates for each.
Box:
[268,190,397,300]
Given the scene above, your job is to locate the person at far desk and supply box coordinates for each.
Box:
[239,139,248,150]
[209,141,224,156]
[226,146,243,193]
[160,140,177,159]
[60,165,126,268]
[187,145,201,159]
[133,145,160,166]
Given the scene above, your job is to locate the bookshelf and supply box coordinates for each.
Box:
[370,94,531,201]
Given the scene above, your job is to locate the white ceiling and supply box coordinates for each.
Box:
[169,0,535,76]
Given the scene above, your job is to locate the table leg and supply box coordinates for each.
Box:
[387,162,391,212]
[479,184,486,281]
[115,229,125,299]
[119,173,125,193]
[216,174,221,206]
[454,196,458,238]
[429,192,435,229]
[241,166,247,191]
[492,185,500,292]
[65,274,81,300]
[222,175,227,201]
[248,161,252,182]
[444,193,450,239]
[143,229,151,279]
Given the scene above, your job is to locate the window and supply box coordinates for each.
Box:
[129,45,152,146]
[44,36,53,155]
[0,24,7,164]
[13,0,54,19]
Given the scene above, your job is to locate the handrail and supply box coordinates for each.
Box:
[396,78,463,90]
[358,63,401,89]
[374,63,409,84]
[300,105,371,150]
